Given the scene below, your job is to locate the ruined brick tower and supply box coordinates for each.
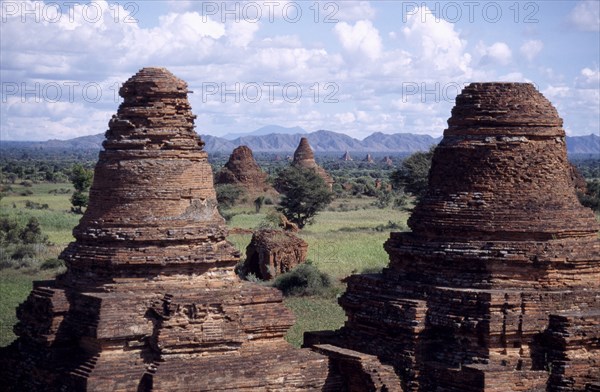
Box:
[307,83,600,391]
[0,68,330,391]
[292,137,334,190]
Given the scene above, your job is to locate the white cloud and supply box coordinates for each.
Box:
[0,1,598,140]
[334,20,382,61]
[335,112,356,124]
[576,67,600,88]
[543,80,600,136]
[401,6,471,74]
[335,1,376,22]
[226,20,259,47]
[478,42,512,66]
[520,40,543,62]
[567,0,600,32]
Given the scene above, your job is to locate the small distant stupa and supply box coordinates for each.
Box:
[214,145,274,195]
[292,137,334,190]
[340,150,353,161]
[381,156,393,166]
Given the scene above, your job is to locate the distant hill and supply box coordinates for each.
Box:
[362,132,442,152]
[565,134,600,154]
[222,125,307,140]
[2,130,598,155]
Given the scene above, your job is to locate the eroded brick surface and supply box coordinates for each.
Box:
[306,83,600,392]
[215,145,275,195]
[244,229,308,280]
[0,68,330,392]
[292,137,334,190]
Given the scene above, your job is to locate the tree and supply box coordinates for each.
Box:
[254,196,265,213]
[577,179,600,212]
[215,184,244,209]
[70,164,93,214]
[19,217,48,244]
[390,147,435,201]
[274,166,333,229]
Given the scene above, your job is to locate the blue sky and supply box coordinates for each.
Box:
[1,0,599,141]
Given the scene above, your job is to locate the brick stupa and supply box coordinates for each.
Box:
[0,68,331,391]
[214,145,274,195]
[292,137,334,190]
[307,83,600,391]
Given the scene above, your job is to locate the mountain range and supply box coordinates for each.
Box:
[222,125,307,140]
[2,129,599,155]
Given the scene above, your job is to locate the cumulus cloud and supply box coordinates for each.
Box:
[478,42,512,66]
[335,112,356,124]
[0,1,598,140]
[401,6,471,74]
[543,77,600,136]
[333,20,382,61]
[335,1,376,22]
[576,67,600,88]
[226,20,259,47]
[567,0,600,32]
[520,40,544,62]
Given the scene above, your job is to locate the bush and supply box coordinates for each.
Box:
[263,197,273,205]
[215,184,244,209]
[0,217,21,245]
[271,263,333,297]
[373,190,393,208]
[254,196,265,213]
[19,217,48,244]
[11,244,36,260]
[25,200,49,210]
[390,147,435,202]
[40,258,64,270]
[577,179,600,212]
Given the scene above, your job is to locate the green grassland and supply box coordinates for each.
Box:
[0,184,409,347]
[1,182,79,245]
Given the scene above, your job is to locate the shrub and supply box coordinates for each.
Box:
[215,184,244,208]
[245,273,262,283]
[19,217,48,244]
[263,197,273,205]
[254,196,265,213]
[25,200,49,210]
[256,211,282,230]
[271,263,332,297]
[361,266,383,274]
[11,244,36,260]
[40,258,64,270]
[577,179,600,212]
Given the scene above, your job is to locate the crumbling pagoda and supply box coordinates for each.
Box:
[292,137,334,190]
[307,82,600,391]
[0,68,331,391]
[215,145,275,195]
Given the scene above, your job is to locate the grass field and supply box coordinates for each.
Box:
[1,182,79,245]
[0,269,58,345]
[0,186,409,347]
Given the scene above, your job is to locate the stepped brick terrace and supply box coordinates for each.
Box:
[0,67,332,392]
[306,82,600,392]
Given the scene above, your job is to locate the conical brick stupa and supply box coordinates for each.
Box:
[306,82,600,391]
[0,67,331,391]
[292,137,334,190]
